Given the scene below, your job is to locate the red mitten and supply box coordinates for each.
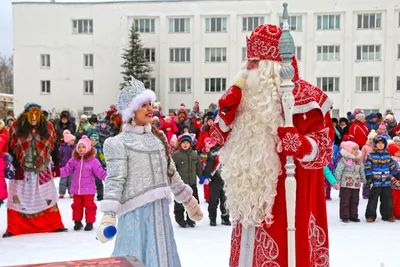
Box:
[15,167,24,180]
[52,165,60,177]
[277,126,313,158]
[218,85,243,128]
[210,123,230,146]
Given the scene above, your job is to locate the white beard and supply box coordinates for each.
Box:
[220,60,284,228]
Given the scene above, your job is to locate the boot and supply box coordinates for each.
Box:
[0,200,3,207]
[350,218,361,222]
[366,218,375,223]
[186,219,196,228]
[221,215,231,226]
[74,221,83,231]
[2,232,13,238]
[387,217,396,223]
[59,195,64,199]
[177,220,187,228]
[210,219,217,226]
[341,219,349,223]
[396,216,400,220]
[97,195,103,201]
[84,223,93,231]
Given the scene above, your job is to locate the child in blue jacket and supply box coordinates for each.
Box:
[364,136,400,222]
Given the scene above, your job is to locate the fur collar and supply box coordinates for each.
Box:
[123,123,152,134]
[72,147,96,160]
[340,149,362,159]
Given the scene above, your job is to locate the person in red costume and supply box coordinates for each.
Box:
[158,116,178,143]
[348,108,369,148]
[3,103,66,238]
[210,23,334,267]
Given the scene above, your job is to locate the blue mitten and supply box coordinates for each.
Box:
[199,176,208,185]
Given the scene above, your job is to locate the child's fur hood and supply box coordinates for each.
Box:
[340,148,362,160]
[72,147,97,160]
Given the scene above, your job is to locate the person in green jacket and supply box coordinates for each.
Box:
[172,133,203,228]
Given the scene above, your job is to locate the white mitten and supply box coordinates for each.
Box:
[96,215,117,244]
[183,196,203,221]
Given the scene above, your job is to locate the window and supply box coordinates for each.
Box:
[317,77,340,92]
[72,19,93,34]
[317,15,340,30]
[205,48,227,62]
[357,13,381,29]
[356,45,381,61]
[134,19,155,33]
[398,44,400,59]
[169,78,191,93]
[144,78,156,91]
[331,109,340,119]
[169,18,190,33]
[397,76,400,91]
[40,54,50,68]
[143,48,156,63]
[279,15,303,31]
[169,48,190,62]
[41,80,51,94]
[205,78,227,93]
[242,16,265,31]
[317,45,340,61]
[356,76,380,92]
[83,107,94,116]
[84,80,94,94]
[295,46,302,61]
[242,47,247,61]
[205,17,227,32]
[363,109,380,115]
[84,54,93,68]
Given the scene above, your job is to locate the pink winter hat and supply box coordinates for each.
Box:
[341,141,359,154]
[63,130,76,143]
[76,135,91,154]
[378,123,386,130]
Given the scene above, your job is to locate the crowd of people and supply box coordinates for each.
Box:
[327,108,400,223]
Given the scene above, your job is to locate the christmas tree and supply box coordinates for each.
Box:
[121,23,152,86]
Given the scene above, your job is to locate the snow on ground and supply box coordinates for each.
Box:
[0,180,399,267]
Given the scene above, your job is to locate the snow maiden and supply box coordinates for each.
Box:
[96,77,203,267]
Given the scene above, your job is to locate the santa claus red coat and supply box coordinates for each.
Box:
[210,24,334,267]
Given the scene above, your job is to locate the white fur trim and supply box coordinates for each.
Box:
[340,148,362,159]
[122,90,157,122]
[100,187,172,216]
[298,137,318,162]
[215,115,230,132]
[172,184,193,203]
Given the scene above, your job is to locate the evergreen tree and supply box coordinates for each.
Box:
[121,23,152,86]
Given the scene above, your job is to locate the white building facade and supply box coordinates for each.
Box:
[12,0,400,118]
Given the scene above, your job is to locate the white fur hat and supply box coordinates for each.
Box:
[385,114,394,122]
[117,76,156,123]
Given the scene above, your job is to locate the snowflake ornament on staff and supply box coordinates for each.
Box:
[279,3,297,267]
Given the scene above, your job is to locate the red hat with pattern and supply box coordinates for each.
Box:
[246,24,282,62]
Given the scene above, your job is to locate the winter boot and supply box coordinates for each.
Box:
[341,219,349,223]
[97,195,103,201]
[387,217,396,223]
[396,216,400,220]
[59,195,64,199]
[2,232,13,238]
[0,200,3,207]
[350,218,361,222]
[221,215,231,226]
[210,219,217,226]
[366,218,375,223]
[84,223,94,231]
[177,220,187,228]
[74,221,83,231]
[186,219,196,228]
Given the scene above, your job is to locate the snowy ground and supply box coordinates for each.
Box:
[0,180,399,267]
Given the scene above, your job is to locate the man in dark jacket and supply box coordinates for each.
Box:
[172,134,203,228]
[55,110,76,144]
[96,119,114,147]
[366,113,379,131]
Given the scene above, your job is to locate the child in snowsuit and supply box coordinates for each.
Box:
[0,134,9,207]
[89,132,105,201]
[200,138,231,226]
[59,136,107,231]
[364,136,400,222]
[172,133,203,228]
[387,143,400,219]
[169,134,178,155]
[58,130,76,199]
[335,141,366,222]
[361,130,377,199]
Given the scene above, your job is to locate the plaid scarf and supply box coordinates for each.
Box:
[10,121,56,171]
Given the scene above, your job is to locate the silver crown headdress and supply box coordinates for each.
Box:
[116,76,146,113]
